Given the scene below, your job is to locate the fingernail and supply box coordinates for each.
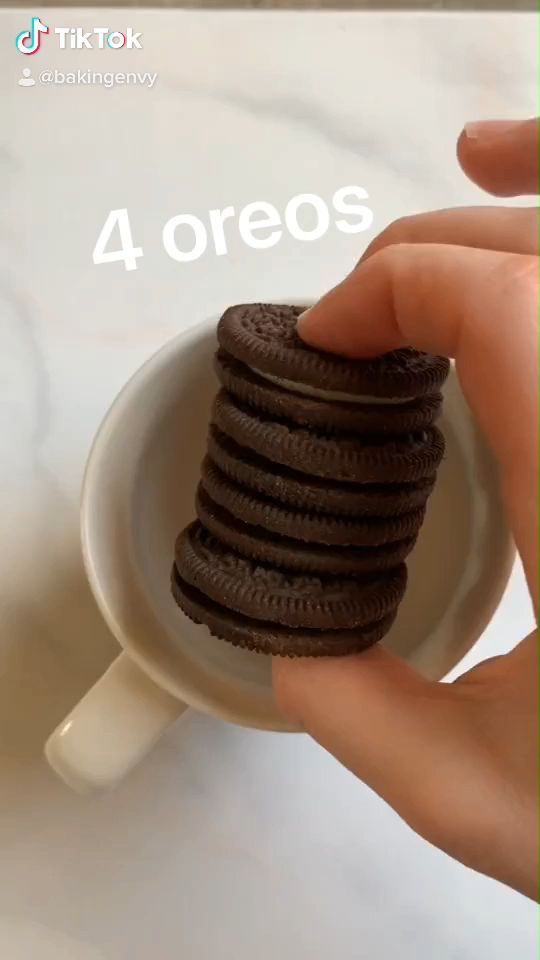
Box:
[464,119,521,141]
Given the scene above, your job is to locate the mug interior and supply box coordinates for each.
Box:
[82,319,513,731]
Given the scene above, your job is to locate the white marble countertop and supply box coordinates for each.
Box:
[1,9,538,959]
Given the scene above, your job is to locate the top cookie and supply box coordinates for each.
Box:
[217,303,449,399]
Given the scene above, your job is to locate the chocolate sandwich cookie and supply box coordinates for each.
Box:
[175,522,407,631]
[217,303,450,399]
[199,460,425,546]
[207,426,436,518]
[212,390,445,483]
[194,485,417,574]
[214,349,443,435]
[172,567,398,657]
[170,302,450,658]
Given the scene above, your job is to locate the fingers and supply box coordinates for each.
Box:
[361,206,538,262]
[298,244,538,586]
[457,118,539,197]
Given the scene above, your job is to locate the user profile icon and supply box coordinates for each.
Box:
[18,68,36,88]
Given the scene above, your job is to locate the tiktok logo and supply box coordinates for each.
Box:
[16,17,49,55]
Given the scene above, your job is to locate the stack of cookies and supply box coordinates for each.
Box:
[171,304,449,657]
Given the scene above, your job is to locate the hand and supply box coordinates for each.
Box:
[273,117,539,899]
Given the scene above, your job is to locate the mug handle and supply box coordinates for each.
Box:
[45,653,188,792]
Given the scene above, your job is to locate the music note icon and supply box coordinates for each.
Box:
[16,17,49,55]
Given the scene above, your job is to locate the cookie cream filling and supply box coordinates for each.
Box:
[250,366,415,405]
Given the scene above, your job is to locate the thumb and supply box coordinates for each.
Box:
[273,641,540,897]
[272,648,461,833]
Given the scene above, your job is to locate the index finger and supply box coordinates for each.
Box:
[298,244,538,588]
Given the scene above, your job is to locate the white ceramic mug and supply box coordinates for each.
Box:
[45,311,514,791]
